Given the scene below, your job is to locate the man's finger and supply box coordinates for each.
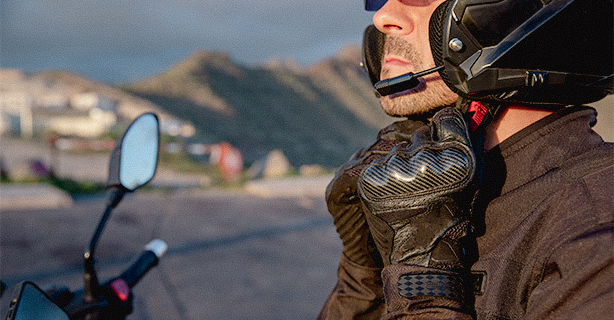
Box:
[431,107,471,145]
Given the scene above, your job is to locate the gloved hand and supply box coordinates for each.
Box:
[319,119,427,320]
[326,119,426,267]
[357,107,477,311]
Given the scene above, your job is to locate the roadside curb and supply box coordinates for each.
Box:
[0,184,73,211]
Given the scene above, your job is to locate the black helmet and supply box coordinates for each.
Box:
[362,24,385,91]
[428,0,614,107]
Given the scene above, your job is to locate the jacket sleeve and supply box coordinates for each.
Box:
[318,254,386,320]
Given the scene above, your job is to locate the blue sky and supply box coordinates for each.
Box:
[0,0,374,84]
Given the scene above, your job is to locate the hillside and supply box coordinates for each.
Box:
[124,46,395,167]
[29,70,183,125]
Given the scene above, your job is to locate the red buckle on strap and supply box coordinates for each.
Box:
[467,101,488,132]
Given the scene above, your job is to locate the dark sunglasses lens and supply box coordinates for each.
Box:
[365,0,387,11]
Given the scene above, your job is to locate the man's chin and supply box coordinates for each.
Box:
[379,81,458,117]
[381,98,432,118]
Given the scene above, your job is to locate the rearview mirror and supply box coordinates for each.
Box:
[4,282,69,320]
[107,113,160,191]
[84,113,160,301]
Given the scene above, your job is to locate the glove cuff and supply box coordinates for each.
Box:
[318,254,386,320]
[336,253,385,306]
[381,264,472,314]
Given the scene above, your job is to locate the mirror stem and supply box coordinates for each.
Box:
[106,187,126,208]
[83,188,125,301]
[83,252,99,302]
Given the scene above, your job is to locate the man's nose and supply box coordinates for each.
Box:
[372,0,415,35]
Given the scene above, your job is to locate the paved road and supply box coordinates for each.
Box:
[0,188,341,319]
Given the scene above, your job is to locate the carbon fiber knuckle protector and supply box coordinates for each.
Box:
[358,108,476,267]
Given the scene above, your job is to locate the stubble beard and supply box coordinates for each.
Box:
[379,36,458,117]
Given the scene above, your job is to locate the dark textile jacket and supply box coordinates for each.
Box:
[319,106,614,319]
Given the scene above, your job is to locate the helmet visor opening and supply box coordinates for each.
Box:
[365,0,387,11]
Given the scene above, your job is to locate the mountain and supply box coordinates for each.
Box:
[124,46,395,168]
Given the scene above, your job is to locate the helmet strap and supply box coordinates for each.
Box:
[457,98,505,134]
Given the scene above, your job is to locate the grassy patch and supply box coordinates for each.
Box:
[45,176,107,195]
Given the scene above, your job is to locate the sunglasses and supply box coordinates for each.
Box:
[365,0,387,11]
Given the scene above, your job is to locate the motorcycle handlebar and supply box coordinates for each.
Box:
[62,239,167,319]
[118,239,167,288]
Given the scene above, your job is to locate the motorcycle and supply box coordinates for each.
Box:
[2,113,167,320]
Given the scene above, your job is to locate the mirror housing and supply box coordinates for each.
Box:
[107,113,160,192]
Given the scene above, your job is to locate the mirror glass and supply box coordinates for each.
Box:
[10,282,69,320]
[119,114,159,191]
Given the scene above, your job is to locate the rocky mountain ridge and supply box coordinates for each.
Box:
[124,46,394,167]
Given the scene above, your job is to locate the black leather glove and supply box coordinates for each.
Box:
[358,107,476,269]
[357,108,477,312]
[326,119,426,267]
[319,119,427,320]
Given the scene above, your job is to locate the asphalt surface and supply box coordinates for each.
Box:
[0,182,341,320]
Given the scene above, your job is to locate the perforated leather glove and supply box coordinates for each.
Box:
[326,119,426,267]
[318,119,426,320]
[357,107,477,312]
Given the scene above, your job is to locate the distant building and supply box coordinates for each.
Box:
[0,69,118,138]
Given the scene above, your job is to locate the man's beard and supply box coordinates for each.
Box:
[380,35,457,118]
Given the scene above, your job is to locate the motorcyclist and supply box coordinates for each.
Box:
[319,0,613,319]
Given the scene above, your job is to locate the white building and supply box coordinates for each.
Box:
[0,69,118,138]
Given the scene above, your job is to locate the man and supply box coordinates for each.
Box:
[319,0,613,319]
